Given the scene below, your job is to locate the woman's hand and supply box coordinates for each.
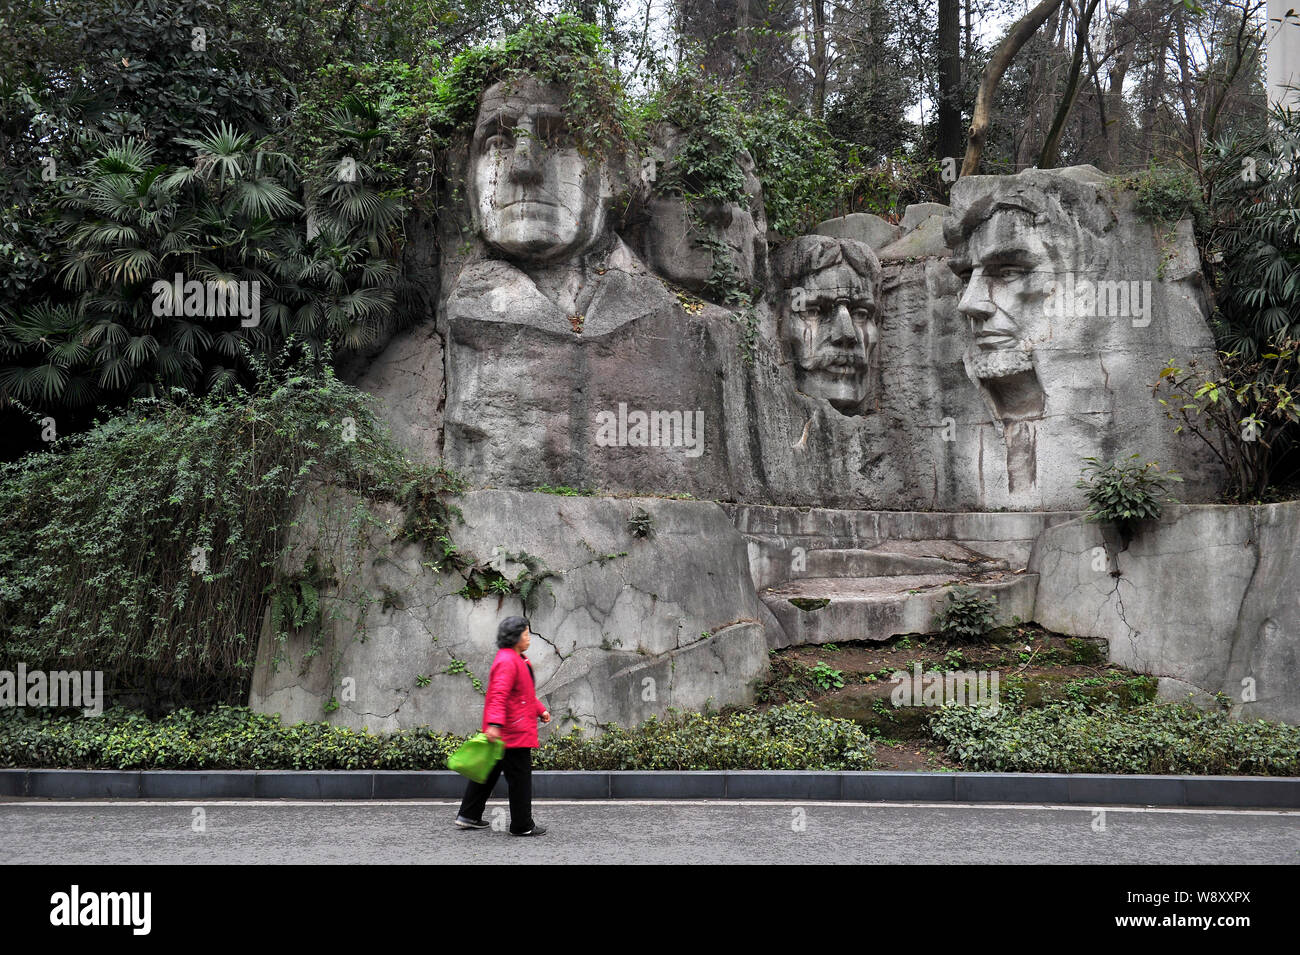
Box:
[486,725,503,742]
[540,710,551,723]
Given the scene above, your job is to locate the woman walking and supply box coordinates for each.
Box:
[455,615,551,836]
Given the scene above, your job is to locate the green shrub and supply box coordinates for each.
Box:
[0,357,466,709]
[0,701,874,771]
[1155,348,1300,502]
[928,699,1300,775]
[933,586,997,640]
[1075,454,1182,530]
[754,658,823,704]
[537,702,873,770]
[809,662,845,691]
[1117,162,1207,228]
[626,507,654,539]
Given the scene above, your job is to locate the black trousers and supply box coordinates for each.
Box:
[458,746,534,834]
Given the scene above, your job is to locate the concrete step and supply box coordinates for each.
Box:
[761,571,1039,648]
[725,503,1079,545]
[726,504,1079,592]
[746,538,1016,591]
[803,542,1010,579]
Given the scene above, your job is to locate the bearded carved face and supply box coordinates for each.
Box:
[469,77,611,262]
[950,209,1055,375]
[948,203,1111,420]
[777,236,881,414]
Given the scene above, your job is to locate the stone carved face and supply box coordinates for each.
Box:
[950,209,1063,369]
[469,77,611,262]
[945,173,1113,419]
[643,148,767,294]
[947,207,1053,418]
[775,236,882,413]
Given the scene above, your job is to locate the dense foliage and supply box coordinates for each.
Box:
[0,701,875,771]
[0,9,938,438]
[0,357,464,709]
[1206,106,1300,358]
[1075,454,1182,530]
[1156,347,1300,500]
[929,699,1300,775]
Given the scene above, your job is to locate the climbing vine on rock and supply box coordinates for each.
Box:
[0,347,468,710]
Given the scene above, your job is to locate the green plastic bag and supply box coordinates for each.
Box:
[448,732,505,784]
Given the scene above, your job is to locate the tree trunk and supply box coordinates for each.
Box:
[1174,5,1202,172]
[811,0,828,119]
[1040,0,1103,167]
[964,0,972,62]
[1016,7,1061,169]
[937,0,963,161]
[962,0,1067,176]
[1101,0,1136,170]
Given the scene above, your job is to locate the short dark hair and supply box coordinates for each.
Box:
[496,615,530,649]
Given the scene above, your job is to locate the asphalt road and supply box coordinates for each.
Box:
[2,799,1297,864]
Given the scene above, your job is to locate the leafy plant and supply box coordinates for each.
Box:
[626,507,654,538]
[456,550,557,611]
[933,587,997,641]
[809,661,845,691]
[1075,454,1182,530]
[1155,349,1300,501]
[1202,100,1300,360]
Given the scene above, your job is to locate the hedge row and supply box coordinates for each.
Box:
[928,700,1300,776]
[0,701,874,772]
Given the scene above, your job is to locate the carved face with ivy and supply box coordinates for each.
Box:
[469,76,613,262]
[640,127,767,297]
[774,235,881,414]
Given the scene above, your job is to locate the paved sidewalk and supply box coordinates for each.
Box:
[2,799,1297,864]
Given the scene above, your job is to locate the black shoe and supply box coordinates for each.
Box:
[510,824,547,837]
[455,815,490,830]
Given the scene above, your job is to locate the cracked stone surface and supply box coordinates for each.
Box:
[249,489,768,736]
[1029,503,1300,723]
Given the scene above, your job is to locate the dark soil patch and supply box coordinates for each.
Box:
[753,624,1158,768]
[870,741,959,772]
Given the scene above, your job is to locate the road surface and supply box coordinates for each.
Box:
[2,799,1297,864]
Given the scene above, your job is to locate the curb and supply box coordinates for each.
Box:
[1,769,1298,807]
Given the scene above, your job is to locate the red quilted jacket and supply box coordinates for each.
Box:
[481,647,548,748]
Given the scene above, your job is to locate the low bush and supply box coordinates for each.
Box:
[755,657,826,703]
[928,699,1300,775]
[0,701,874,771]
[1075,454,1181,530]
[933,586,997,640]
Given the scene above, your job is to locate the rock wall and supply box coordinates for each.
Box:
[249,490,769,735]
[1030,502,1300,724]
[354,155,1224,512]
[250,495,1299,730]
